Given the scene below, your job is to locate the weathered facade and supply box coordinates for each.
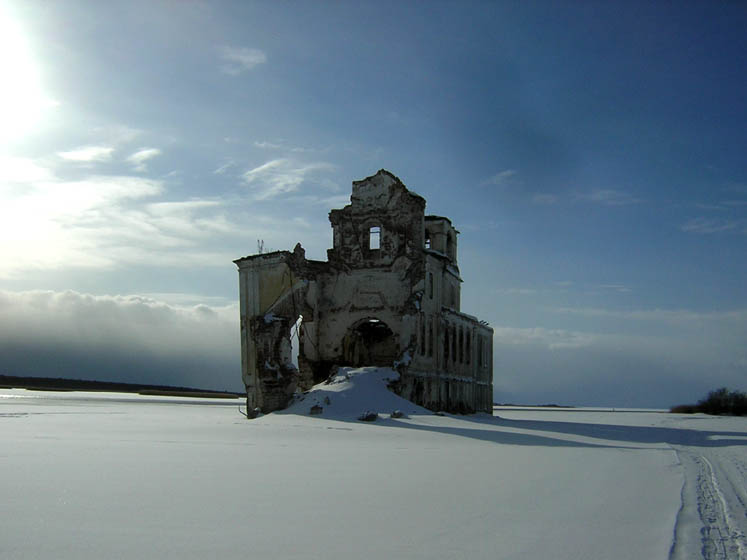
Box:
[235,170,493,414]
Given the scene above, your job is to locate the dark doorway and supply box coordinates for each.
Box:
[343,318,397,367]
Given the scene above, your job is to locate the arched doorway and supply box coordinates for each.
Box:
[342,318,397,367]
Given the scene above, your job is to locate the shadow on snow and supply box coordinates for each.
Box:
[273,411,747,450]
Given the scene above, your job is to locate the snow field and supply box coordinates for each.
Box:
[2,371,744,559]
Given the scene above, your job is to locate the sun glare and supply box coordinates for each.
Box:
[0,3,57,144]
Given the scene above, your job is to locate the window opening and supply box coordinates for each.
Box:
[465,331,470,365]
[369,226,380,250]
[443,323,449,363]
[452,327,457,363]
[419,313,426,356]
[425,231,431,249]
[458,327,464,363]
[428,319,433,358]
[428,272,433,299]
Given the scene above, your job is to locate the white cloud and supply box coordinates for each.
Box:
[483,169,517,187]
[0,151,342,277]
[287,193,351,208]
[57,146,114,163]
[0,173,167,274]
[681,217,739,234]
[137,292,235,307]
[597,284,632,294]
[213,159,236,175]
[694,203,728,211]
[219,46,267,75]
[495,287,538,296]
[143,200,234,236]
[532,193,558,204]
[254,140,283,150]
[242,159,336,200]
[146,200,221,215]
[253,139,321,153]
[492,326,596,350]
[127,147,162,171]
[0,153,249,276]
[91,124,143,144]
[551,305,747,327]
[0,156,54,183]
[580,189,642,206]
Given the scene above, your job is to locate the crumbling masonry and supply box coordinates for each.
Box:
[235,170,493,413]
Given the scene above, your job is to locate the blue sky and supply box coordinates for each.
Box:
[1,1,745,406]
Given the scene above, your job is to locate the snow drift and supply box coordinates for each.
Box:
[280,366,429,420]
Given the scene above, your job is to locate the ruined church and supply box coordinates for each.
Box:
[235,170,493,414]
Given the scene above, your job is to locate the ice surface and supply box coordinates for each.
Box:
[2,370,745,559]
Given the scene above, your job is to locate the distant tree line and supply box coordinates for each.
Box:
[670,387,747,416]
[0,374,242,399]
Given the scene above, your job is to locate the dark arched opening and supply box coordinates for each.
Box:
[342,318,397,367]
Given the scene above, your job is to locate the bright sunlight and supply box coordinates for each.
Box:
[0,2,56,144]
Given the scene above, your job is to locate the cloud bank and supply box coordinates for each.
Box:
[1,290,744,407]
[492,308,747,408]
[0,290,242,392]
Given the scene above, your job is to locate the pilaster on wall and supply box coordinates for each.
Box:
[238,259,261,409]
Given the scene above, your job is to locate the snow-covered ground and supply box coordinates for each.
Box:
[2,368,745,560]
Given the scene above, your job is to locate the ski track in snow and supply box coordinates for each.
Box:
[671,445,747,560]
